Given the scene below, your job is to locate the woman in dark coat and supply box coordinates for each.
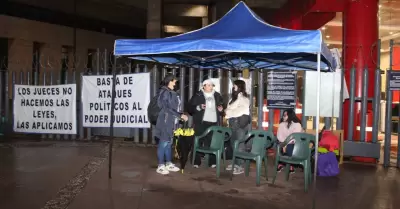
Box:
[154,74,188,175]
[187,79,224,168]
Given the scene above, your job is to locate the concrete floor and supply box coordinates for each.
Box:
[1,140,400,209]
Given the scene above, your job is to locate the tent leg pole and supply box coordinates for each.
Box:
[249,70,254,131]
[312,53,321,209]
[257,70,264,130]
[301,72,307,129]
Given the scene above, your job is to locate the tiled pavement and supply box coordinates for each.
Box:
[1,140,399,209]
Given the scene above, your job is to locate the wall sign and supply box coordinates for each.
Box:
[266,71,297,109]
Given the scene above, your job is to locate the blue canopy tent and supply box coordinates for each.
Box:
[114,2,335,71]
[114,1,337,192]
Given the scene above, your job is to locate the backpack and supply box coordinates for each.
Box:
[147,90,171,126]
[316,152,339,177]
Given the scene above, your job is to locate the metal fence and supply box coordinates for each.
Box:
[383,39,400,167]
[3,48,392,165]
[0,49,249,144]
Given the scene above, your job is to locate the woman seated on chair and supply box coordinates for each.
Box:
[276,109,303,174]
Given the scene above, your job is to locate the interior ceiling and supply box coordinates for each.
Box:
[160,0,288,36]
[162,0,287,8]
[84,0,396,54]
[323,0,400,53]
[113,0,287,8]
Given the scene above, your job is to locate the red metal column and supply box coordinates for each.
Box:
[289,18,302,30]
[342,0,379,140]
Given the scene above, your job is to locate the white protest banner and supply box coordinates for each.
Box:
[81,73,150,128]
[13,84,77,134]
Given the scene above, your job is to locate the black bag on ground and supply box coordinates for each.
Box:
[223,141,233,160]
[223,131,233,160]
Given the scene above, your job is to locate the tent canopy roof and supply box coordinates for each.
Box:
[114,1,335,71]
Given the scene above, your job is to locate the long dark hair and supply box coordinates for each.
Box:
[159,74,177,88]
[279,109,302,128]
[229,79,248,105]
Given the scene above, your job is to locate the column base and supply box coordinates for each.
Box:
[343,141,381,161]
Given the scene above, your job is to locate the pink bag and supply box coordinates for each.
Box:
[319,130,339,152]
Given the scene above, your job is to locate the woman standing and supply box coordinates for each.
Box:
[225,79,251,175]
[276,109,303,174]
[154,74,188,175]
[187,79,224,168]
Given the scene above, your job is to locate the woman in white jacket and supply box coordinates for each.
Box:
[225,79,251,175]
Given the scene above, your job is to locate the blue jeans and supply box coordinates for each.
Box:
[157,140,172,165]
[229,118,249,166]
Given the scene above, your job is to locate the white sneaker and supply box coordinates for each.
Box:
[193,165,199,168]
[226,164,241,171]
[233,166,244,175]
[156,165,169,175]
[211,164,217,168]
[166,163,180,172]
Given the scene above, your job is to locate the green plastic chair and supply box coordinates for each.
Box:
[272,132,315,192]
[192,126,232,178]
[230,130,275,186]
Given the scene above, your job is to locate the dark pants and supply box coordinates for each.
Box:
[193,121,217,166]
[282,144,294,157]
[279,143,295,168]
[229,118,250,166]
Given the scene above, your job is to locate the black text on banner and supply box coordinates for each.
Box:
[13,84,77,134]
[81,73,151,128]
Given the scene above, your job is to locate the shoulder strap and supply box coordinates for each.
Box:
[157,89,174,109]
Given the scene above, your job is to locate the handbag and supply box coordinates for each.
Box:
[238,114,251,129]
[316,152,339,177]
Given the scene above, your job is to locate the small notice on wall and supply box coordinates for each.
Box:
[266,71,297,109]
[13,84,77,134]
[81,73,151,128]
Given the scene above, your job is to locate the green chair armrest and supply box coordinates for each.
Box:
[197,127,213,139]
[279,139,291,148]
[194,126,231,148]
[233,138,248,151]
[194,136,200,148]
[275,143,283,156]
[232,131,256,151]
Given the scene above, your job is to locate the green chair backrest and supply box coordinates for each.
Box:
[288,133,315,160]
[247,130,275,155]
[208,126,232,150]
[218,126,233,142]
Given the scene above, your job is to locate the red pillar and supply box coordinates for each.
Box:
[290,18,303,30]
[342,0,378,141]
